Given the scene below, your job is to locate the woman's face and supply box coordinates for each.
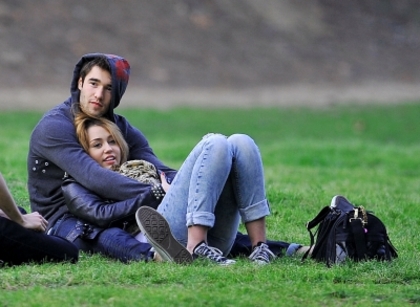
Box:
[87,125,122,169]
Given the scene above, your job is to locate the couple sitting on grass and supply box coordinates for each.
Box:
[1,53,306,267]
[66,111,305,265]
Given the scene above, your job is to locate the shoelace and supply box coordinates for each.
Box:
[249,243,276,264]
[197,244,225,261]
[194,243,235,264]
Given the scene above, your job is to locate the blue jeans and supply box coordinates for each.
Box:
[158,133,270,255]
[52,215,152,263]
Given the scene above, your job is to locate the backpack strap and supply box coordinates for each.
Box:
[306,206,332,230]
[349,207,368,260]
[302,206,331,261]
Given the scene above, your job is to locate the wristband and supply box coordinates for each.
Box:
[151,184,166,200]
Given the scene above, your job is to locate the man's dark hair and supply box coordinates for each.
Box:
[79,56,111,83]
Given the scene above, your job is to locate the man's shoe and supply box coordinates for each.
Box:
[193,241,236,266]
[135,207,193,264]
[249,242,276,265]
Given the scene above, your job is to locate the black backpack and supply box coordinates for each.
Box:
[302,195,398,266]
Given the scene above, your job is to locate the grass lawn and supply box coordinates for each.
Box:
[0,103,419,306]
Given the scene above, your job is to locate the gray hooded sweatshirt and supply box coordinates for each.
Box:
[27,53,176,229]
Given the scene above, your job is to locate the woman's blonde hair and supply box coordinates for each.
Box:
[74,112,129,167]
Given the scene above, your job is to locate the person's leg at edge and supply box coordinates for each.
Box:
[0,217,78,266]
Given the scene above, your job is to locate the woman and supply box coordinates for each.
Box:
[52,115,178,263]
[68,113,303,265]
[0,172,78,266]
[154,132,274,265]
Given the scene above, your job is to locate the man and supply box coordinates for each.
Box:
[27,53,189,263]
[0,172,78,266]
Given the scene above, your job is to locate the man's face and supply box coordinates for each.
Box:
[78,66,112,117]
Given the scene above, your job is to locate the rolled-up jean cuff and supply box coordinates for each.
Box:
[240,199,270,223]
[286,243,303,256]
[186,212,216,228]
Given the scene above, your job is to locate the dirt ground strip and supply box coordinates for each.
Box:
[1,82,420,111]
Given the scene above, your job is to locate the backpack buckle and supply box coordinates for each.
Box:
[349,207,368,227]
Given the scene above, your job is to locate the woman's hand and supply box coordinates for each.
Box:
[160,172,171,193]
[20,212,48,232]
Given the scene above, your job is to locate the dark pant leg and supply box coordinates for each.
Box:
[228,231,291,257]
[93,227,152,262]
[0,217,79,266]
[55,217,152,263]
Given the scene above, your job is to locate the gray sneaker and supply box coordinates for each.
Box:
[249,242,276,265]
[193,241,236,266]
[135,207,193,264]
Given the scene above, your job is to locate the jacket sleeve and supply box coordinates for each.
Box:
[62,177,161,228]
[31,107,164,202]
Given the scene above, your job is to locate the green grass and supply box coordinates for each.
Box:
[1,103,420,306]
